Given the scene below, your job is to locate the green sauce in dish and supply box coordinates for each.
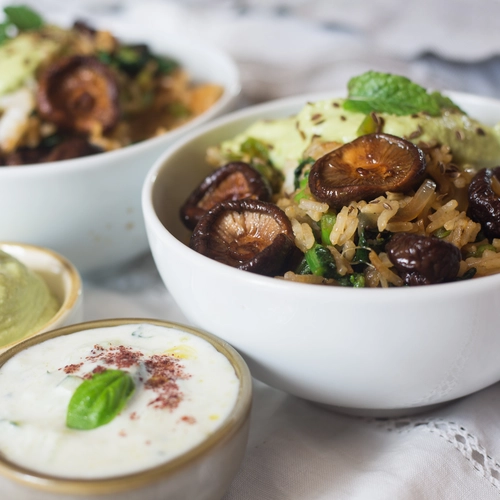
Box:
[219,98,500,188]
[0,249,60,347]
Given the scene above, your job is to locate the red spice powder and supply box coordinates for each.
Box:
[62,344,192,411]
[144,355,191,410]
[86,345,143,369]
[180,416,196,424]
[62,363,83,374]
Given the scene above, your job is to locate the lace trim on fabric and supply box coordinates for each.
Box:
[374,417,500,490]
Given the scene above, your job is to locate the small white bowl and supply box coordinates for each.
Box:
[143,91,500,416]
[0,319,252,499]
[0,242,83,352]
[0,31,240,275]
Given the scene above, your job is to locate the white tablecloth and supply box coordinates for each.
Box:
[6,1,500,497]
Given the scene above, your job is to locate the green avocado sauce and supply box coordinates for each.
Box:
[0,250,60,347]
[0,32,59,96]
[219,98,500,190]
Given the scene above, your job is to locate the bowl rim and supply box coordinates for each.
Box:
[0,242,82,351]
[0,318,252,495]
[142,89,500,301]
[0,33,240,176]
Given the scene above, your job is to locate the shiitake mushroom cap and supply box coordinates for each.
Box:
[180,162,272,230]
[37,55,120,133]
[386,232,462,286]
[468,166,500,238]
[308,133,426,209]
[190,198,295,276]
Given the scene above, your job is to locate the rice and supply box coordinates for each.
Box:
[276,141,500,287]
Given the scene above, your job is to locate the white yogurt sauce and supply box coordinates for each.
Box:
[0,323,240,479]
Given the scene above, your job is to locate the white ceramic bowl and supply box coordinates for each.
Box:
[143,91,500,416]
[0,242,83,353]
[0,318,252,500]
[0,30,240,275]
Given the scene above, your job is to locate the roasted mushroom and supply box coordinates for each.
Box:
[468,166,500,238]
[386,232,462,286]
[37,55,119,134]
[180,162,272,230]
[308,133,426,208]
[190,199,295,276]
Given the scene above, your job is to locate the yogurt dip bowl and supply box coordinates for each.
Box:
[0,27,240,275]
[142,90,500,416]
[0,319,252,500]
[0,242,82,353]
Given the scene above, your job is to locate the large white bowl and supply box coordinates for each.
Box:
[0,30,240,275]
[142,91,500,416]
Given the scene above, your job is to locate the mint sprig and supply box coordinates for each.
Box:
[0,5,44,45]
[343,71,462,117]
[66,369,135,430]
[4,5,43,30]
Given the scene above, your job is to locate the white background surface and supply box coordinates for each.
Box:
[5,0,500,497]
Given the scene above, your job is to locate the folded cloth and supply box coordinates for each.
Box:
[223,380,500,499]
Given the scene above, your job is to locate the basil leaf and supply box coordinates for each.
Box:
[344,71,443,116]
[4,5,43,31]
[66,369,135,430]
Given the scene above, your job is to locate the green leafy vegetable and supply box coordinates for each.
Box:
[468,244,497,258]
[241,137,271,163]
[3,5,43,31]
[343,71,461,117]
[293,157,314,190]
[320,213,336,246]
[295,256,311,275]
[97,50,113,65]
[349,273,366,287]
[240,137,283,193]
[457,268,477,281]
[304,243,337,279]
[433,227,452,239]
[154,54,179,75]
[353,226,370,264]
[66,369,135,430]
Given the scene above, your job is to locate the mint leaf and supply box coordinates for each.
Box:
[344,71,444,116]
[66,369,135,430]
[4,5,43,31]
[429,91,464,113]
